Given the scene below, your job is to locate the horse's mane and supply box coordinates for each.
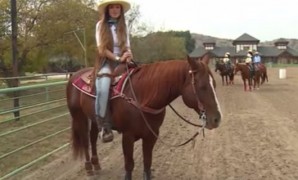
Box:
[129,60,211,107]
[137,60,188,83]
[130,60,189,107]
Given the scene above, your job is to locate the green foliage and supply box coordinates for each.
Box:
[0,0,98,74]
[167,30,195,53]
[131,31,187,63]
[0,0,194,75]
[24,48,49,72]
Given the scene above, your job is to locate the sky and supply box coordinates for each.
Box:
[131,0,298,41]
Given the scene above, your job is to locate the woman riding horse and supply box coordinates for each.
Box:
[94,0,133,142]
[67,55,222,180]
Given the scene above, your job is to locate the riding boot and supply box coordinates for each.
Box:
[95,61,114,143]
[101,106,113,143]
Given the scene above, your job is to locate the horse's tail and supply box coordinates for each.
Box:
[67,75,90,159]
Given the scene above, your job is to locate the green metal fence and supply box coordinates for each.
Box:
[0,78,70,180]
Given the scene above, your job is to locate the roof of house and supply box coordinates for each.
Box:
[190,33,298,58]
[275,38,289,43]
[233,33,260,45]
[274,38,289,45]
[189,46,298,58]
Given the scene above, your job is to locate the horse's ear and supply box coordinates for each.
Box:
[235,59,239,64]
[187,55,198,70]
[201,54,210,65]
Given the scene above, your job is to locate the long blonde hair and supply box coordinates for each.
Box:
[98,5,128,57]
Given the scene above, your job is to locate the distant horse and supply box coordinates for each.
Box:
[255,63,268,84]
[215,62,234,85]
[234,63,263,91]
[66,55,222,180]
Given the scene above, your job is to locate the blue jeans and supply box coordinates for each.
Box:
[95,62,112,118]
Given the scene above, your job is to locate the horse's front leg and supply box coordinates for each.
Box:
[221,75,224,85]
[253,78,258,90]
[256,76,260,89]
[249,78,253,91]
[142,135,158,180]
[122,133,135,180]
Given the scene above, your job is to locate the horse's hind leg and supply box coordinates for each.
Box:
[80,118,93,177]
[142,136,158,180]
[90,121,101,174]
[122,133,135,180]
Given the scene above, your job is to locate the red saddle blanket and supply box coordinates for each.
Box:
[72,69,135,98]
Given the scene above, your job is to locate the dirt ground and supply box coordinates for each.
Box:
[18,67,298,180]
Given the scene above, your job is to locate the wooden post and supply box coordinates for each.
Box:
[11,0,20,120]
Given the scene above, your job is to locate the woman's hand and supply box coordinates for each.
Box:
[120,50,133,63]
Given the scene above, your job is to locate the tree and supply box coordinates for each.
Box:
[0,0,144,76]
[0,0,99,78]
[126,3,153,37]
[131,32,187,63]
[168,30,195,53]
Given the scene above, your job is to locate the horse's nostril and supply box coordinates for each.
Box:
[214,117,220,124]
[214,112,221,124]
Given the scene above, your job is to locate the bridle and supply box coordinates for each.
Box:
[188,68,207,125]
[125,63,208,147]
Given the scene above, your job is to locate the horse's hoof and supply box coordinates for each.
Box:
[124,172,132,180]
[143,170,152,180]
[93,164,101,171]
[93,164,101,175]
[86,170,94,176]
[94,169,101,175]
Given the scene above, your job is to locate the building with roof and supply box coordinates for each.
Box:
[189,33,298,65]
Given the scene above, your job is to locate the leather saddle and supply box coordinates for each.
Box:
[72,63,137,97]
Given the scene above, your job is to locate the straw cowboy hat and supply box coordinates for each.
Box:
[224,52,230,57]
[97,0,131,14]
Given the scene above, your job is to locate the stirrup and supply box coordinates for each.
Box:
[101,128,114,143]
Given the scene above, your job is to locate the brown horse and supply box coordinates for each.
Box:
[66,55,222,180]
[215,62,234,85]
[256,63,269,84]
[234,63,263,91]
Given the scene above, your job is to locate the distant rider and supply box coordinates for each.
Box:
[223,52,232,70]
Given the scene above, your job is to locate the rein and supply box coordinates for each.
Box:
[125,63,206,147]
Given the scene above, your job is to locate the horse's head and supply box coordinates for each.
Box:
[215,62,227,73]
[234,61,240,74]
[181,55,222,130]
[215,61,219,72]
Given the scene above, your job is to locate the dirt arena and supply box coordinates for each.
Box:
[21,67,298,180]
